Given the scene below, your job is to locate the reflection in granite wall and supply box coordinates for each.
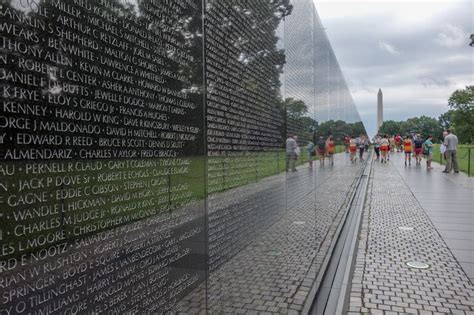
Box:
[205,0,290,273]
[0,0,366,313]
[0,1,206,313]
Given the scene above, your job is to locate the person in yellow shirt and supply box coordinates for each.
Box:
[403,136,413,166]
[326,136,335,166]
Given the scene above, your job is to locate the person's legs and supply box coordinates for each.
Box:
[452,150,459,172]
[444,150,452,172]
[291,155,297,171]
[308,155,313,169]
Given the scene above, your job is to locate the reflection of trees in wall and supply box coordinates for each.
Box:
[281,98,316,142]
[2,0,205,156]
[315,120,366,141]
[205,0,293,151]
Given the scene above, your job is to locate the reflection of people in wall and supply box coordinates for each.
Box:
[344,135,351,153]
[326,136,335,166]
[349,136,357,163]
[286,134,298,172]
[294,135,300,159]
[317,136,326,166]
[357,135,366,161]
[306,141,316,169]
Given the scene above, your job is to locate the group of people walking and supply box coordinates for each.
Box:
[286,134,337,171]
[287,129,460,174]
[345,135,369,163]
[372,133,434,167]
[286,134,370,172]
[306,136,336,168]
[371,128,459,173]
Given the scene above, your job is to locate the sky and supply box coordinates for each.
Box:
[314,0,473,137]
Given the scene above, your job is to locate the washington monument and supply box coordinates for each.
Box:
[377,88,383,132]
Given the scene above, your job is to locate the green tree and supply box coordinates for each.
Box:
[285,98,309,119]
[378,120,402,136]
[405,116,444,142]
[438,110,456,130]
[448,86,474,143]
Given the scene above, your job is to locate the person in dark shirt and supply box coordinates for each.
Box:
[413,134,424,165]
[317,136,326,166]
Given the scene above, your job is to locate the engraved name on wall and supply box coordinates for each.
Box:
[0,1,205,313]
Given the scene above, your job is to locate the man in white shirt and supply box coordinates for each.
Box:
[443,128,459,173]
[286,134,298,172]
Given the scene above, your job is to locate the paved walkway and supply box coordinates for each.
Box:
[348,157,473,314]
[391,152,474,284]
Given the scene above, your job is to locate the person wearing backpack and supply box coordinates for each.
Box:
[423,135,434,170]
[414,134,424,165]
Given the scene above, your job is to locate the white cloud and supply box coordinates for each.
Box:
[313,0,472,138]
[378,41,401,55]
[435,24,468,48]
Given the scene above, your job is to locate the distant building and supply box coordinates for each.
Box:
[377,89,383,133]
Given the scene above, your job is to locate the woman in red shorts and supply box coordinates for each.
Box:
[380,135,390,163]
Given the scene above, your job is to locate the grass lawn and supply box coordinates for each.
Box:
[432,144,473,176]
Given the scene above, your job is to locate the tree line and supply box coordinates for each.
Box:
[379,86,473,144]
[282,98,367,143]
